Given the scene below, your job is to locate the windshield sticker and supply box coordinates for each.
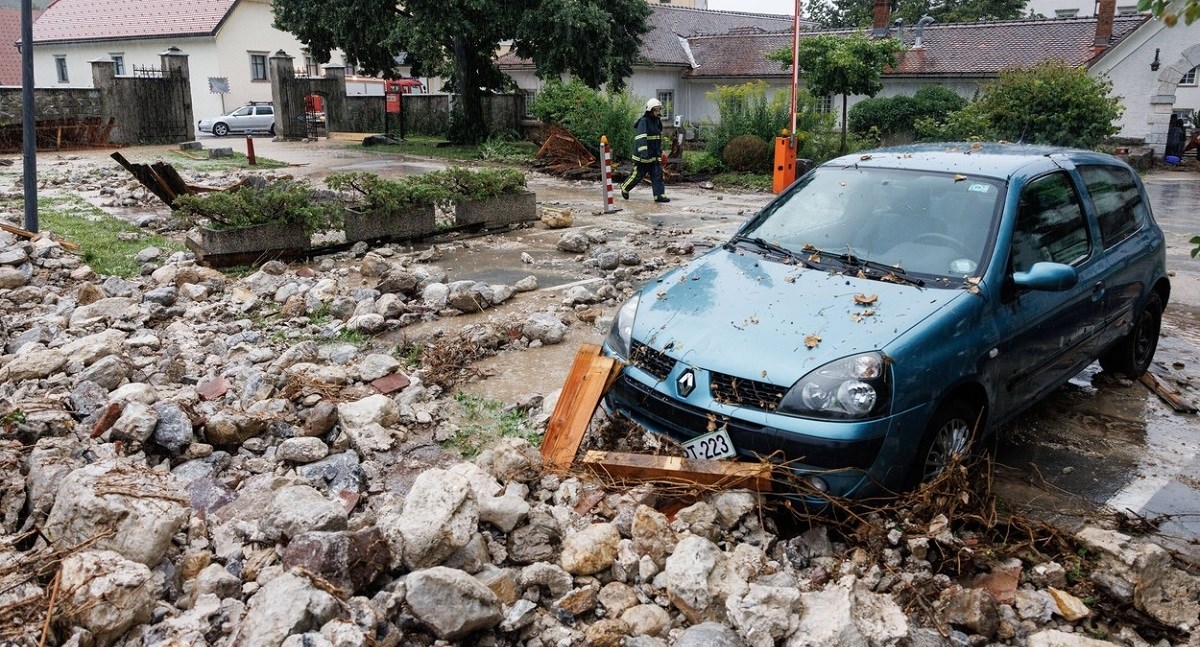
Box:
[968,183,991,193]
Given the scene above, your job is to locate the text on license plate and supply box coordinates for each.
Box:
[683,428,737,461]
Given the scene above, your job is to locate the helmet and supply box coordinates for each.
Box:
[645,98,662,111]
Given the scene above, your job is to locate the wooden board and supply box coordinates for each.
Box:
[0,222,81,252]
[1140,371,1198,413]
[540,344,616,469]
[581,450,774,492]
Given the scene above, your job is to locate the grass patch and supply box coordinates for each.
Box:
[349,135,536,164]
[712,172,773,191]
[162,150,290,172]
[23,195,185,277]
[445,392,540,458]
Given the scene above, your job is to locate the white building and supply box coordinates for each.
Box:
[27,0,348,120]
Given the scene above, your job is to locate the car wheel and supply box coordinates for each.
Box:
[1099,292,1162,379]
[268,123,276,136]
[212,123,229,137]
[911,399,978,486]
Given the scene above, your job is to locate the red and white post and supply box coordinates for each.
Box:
[601,135,618,213]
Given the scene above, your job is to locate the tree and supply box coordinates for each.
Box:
[272,0,651,143]
[805,0,1024,28]
[973,61,1122,148]
[1138,0,1200,25]
[769,34,905,153]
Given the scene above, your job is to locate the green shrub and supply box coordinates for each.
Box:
[914,104,995,142]
[433,167,527,201]
[722,135,771,173]
[326,167,526,214]
[973,61,1121,148]
[684,150,725,174]
[704,81,790,160]
[530,78,641,159]
[849,85,967,141]
[173,179,344,233]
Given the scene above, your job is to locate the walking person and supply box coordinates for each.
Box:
[621,99,670,203]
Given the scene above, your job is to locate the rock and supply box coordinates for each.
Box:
[188,563,241,604]
[422,282,449,308]
[204,412,261,446]
[261,484,348,541]
[541,207,573,228]
[297,451,367,497]
[278,437,330,463]
[282,528,390,594]
[676,622,745,647]
[232,571,339,646]
[152,401,194,453]
[940,586,1000,637]
[499,598,538,632]
[44,460,188,566]
[346,313,386,333]
[110,401,159,443]
[1015,589,1057,622]
[61,329,127,367]
[481,437,543,484]
[1047,587,1091,622]
[357,353,401,383]
[554,585,599,616]
[514,275,538,292]
[1076,526,1200,626]
[507,510,560,564]
[388,468,478,570]
[58,550,158,647]
[523,312,568,345]
[77,355,129,390]
[0,266,25,288]
[557,231,591,253]
[621,604,672,637]
[0,347,66,381]
[519,562,574,599]
[711,490,758,530]
[665,535,746,623]
[667,240,695,255]
[446,280,489,313]
[337,394,401,453]
[1027,629,1120,647]
[560,522,620,575]
[632,505,677,567]
[405,566,502,640]
[671,501,720,541]
[726,584,801,646]
[302,401,339,437]
[596,251,620,271]
[787,581,907,647]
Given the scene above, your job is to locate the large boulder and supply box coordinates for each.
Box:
[44,460,188,566]
[405,566,502,641]
[281,528,390,594]
[725,584,802,646]
[665,535,746,623]
[232,571,339,646]
[786,580,907,647]
[260,484,348,541]
[57,550,159,647]
[1076,527,1200,627]
[336,394,402,453]
[560,522,621,575]
[380,468,478,570]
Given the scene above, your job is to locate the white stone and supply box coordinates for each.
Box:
[232,571,339,646]
[59,550,158,647]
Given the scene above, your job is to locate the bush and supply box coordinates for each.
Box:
[849,85,967,141]
[326,168,526,214]
[684,150,725,174]
[433,167,527,201]
[914,104,995,142]
[530,78,641,159]
[173,179,344,233]
[723,135,771,172]
[704,82,790,161]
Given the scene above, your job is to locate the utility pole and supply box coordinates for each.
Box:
[21,0,38,232]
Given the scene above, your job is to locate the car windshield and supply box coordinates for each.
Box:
[738,166,1003,281]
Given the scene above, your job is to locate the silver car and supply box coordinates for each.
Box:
[197,103,276,137]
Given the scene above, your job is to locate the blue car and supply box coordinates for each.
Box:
[603,143,1169,500]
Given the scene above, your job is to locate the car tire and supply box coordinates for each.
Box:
[212,123,229,137]
[1099,292,1162,379]
[268,123,276,136]
[910,399,978,487]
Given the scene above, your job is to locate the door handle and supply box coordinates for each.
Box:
[1092,281,1106,301]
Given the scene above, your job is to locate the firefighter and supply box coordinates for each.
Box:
[621,98,670,203]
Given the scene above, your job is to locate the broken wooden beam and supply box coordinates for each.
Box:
[581,450,774,492]
[0,222,81,252]
[1140,371,1198,414]
[540,344,620,470]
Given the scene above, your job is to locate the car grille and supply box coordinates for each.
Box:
[630,341,675,381]
[710,372,789,411]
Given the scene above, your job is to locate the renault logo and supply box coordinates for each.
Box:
[677,369,696,397]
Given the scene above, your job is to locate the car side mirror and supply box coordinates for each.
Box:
[1012,262,1078,291]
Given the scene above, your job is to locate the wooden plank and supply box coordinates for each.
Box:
[581,450,774,492]
[0,222,81,252]
[1140,372,1198,413]
[540,344,611,469]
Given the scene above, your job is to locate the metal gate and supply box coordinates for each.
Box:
[131,65,190,143]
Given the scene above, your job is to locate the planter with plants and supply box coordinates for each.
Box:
[326,173,448,243]
[438,167,536,228]
[174,179,343,259]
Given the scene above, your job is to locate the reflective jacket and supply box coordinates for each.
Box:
[631,112,663,163]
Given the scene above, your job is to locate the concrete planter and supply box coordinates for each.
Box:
[454,191,537,228]
[344,205,437,243]
[198,222,310,255]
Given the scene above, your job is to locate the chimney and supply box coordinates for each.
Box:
[1094,0,1117,47]
[872,0,892,37]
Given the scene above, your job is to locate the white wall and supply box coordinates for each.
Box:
[1089,19,1200,149]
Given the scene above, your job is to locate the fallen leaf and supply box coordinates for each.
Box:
[857,270,867,279]
[854,293,878,305]
[851,314,862,323]
[784,275,796,283]
[804,334,821,349]
[808,253,821,263]
[861,309,875,316]
[967,276,982,285]
[860,154,872,161]
[760,370,768,378]
[954,174,967,182]
[656,289,667,299]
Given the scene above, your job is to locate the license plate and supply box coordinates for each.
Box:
[682,428,737,461]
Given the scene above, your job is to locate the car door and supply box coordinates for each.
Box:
[1075,163,1154,351]
[994,170,1108,414]
[226,106,254,132]
[252,105,274,131]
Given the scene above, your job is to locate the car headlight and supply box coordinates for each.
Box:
[778,352,891,420]
[607,294,640,359]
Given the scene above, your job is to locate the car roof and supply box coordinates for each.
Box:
[823,142,1108,181]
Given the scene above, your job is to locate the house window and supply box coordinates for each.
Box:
[1054,8,1079,17]
[109,54,125,75]
[522,89,537,119]
[1116,4,1139,13]
[54,56,68,83]
[1180,67,1197,86]
[304,55,319,77]
[249,52,269,81]
[656,90,674,120]
[817,94,833,113]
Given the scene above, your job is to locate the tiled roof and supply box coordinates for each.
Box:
[1,8,40,85]
[30,0,238,44]
[685,15,1149,78]
[497,5,798,69]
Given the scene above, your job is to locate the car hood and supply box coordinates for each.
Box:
[631,248,968,384]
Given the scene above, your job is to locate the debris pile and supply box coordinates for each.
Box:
[534,126,598,180]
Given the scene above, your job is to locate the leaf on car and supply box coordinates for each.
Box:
[784,274,797,283]
[804,334,821,349]
[881,273,904,284]
[706,413,719,432]
[970,142,983,151]
[954,174,967,182]
[809,253,821,263]
[802,243,816,252]
[854,293,878,305]
[857,270,867,279]
[967,277,982,285]
[656,289,667,299]
[860,154,872,161]
[760,370,768,378]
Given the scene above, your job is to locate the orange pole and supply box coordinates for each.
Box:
[246,136,256,166]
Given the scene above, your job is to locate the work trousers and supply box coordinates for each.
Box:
[622,161,664,198]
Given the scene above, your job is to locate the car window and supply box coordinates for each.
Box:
[257,106,273,116]
[232,107,253,117]
[741,167,1002,280]
[1011,172,1090,273]
[1077,165,1145,248]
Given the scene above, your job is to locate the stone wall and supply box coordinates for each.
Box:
[0,88,103,126]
